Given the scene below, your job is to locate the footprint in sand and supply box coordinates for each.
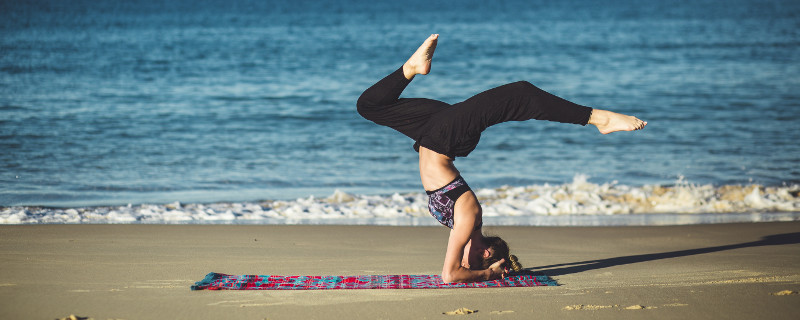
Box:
[771,290,798,296]
[56,315,90,320]
[564,304,657,310]
[563,304,615,310]
[663,303,689,307]
[624,305,647,310]
[490,310,515,315]
[443,308,476,315]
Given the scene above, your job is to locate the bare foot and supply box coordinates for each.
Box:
[589,109,647,134]
[403,34,438,80]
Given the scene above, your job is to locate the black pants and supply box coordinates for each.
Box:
[357,67,593,158]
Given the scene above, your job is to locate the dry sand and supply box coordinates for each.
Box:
[1,221,798,319]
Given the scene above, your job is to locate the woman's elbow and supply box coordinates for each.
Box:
[441,272,455,284]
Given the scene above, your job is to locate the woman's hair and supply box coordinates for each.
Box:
[482,236,523,272]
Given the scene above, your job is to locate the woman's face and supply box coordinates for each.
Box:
[464,244,493,270]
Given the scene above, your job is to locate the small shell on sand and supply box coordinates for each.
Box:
[772,290,798,296]
[443,308,477,315]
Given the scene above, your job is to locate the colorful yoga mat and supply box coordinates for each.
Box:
[191,272,557,290]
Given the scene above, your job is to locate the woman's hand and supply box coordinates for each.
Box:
[487,258,508,280]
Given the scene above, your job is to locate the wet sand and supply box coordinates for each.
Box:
[1,221,798,319]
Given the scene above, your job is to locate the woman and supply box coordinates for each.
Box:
[357,34,647,283]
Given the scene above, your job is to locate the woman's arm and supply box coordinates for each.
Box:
[440,192,506,283]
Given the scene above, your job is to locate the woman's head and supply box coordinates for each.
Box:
[481,236,523,272]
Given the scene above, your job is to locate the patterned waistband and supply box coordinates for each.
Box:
[426,176,468,195]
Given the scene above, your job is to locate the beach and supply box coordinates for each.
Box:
[1,221,798,319]
[3,1,799,319]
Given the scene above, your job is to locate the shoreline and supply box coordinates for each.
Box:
[2,209,798,226]
[1,222,798,319]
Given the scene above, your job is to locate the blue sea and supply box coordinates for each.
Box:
[1,0,799,224]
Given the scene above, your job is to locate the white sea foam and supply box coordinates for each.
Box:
[2,176,799,225]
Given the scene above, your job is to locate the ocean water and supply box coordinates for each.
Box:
[2,0,799,224]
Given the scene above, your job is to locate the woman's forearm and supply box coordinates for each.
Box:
[442,266,493,284]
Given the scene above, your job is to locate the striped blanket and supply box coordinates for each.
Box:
[191,272,557,290]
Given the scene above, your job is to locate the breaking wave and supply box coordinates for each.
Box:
[2,175,798,225]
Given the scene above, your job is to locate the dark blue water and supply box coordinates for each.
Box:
[2,0,799,207]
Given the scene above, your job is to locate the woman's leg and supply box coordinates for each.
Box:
[447,81,645,138]
[356,66,414,112]
[451,81,592,133]
[356,35,449,139]
[356,34,439,108]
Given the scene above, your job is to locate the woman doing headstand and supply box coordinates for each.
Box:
[357,34,647,283]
